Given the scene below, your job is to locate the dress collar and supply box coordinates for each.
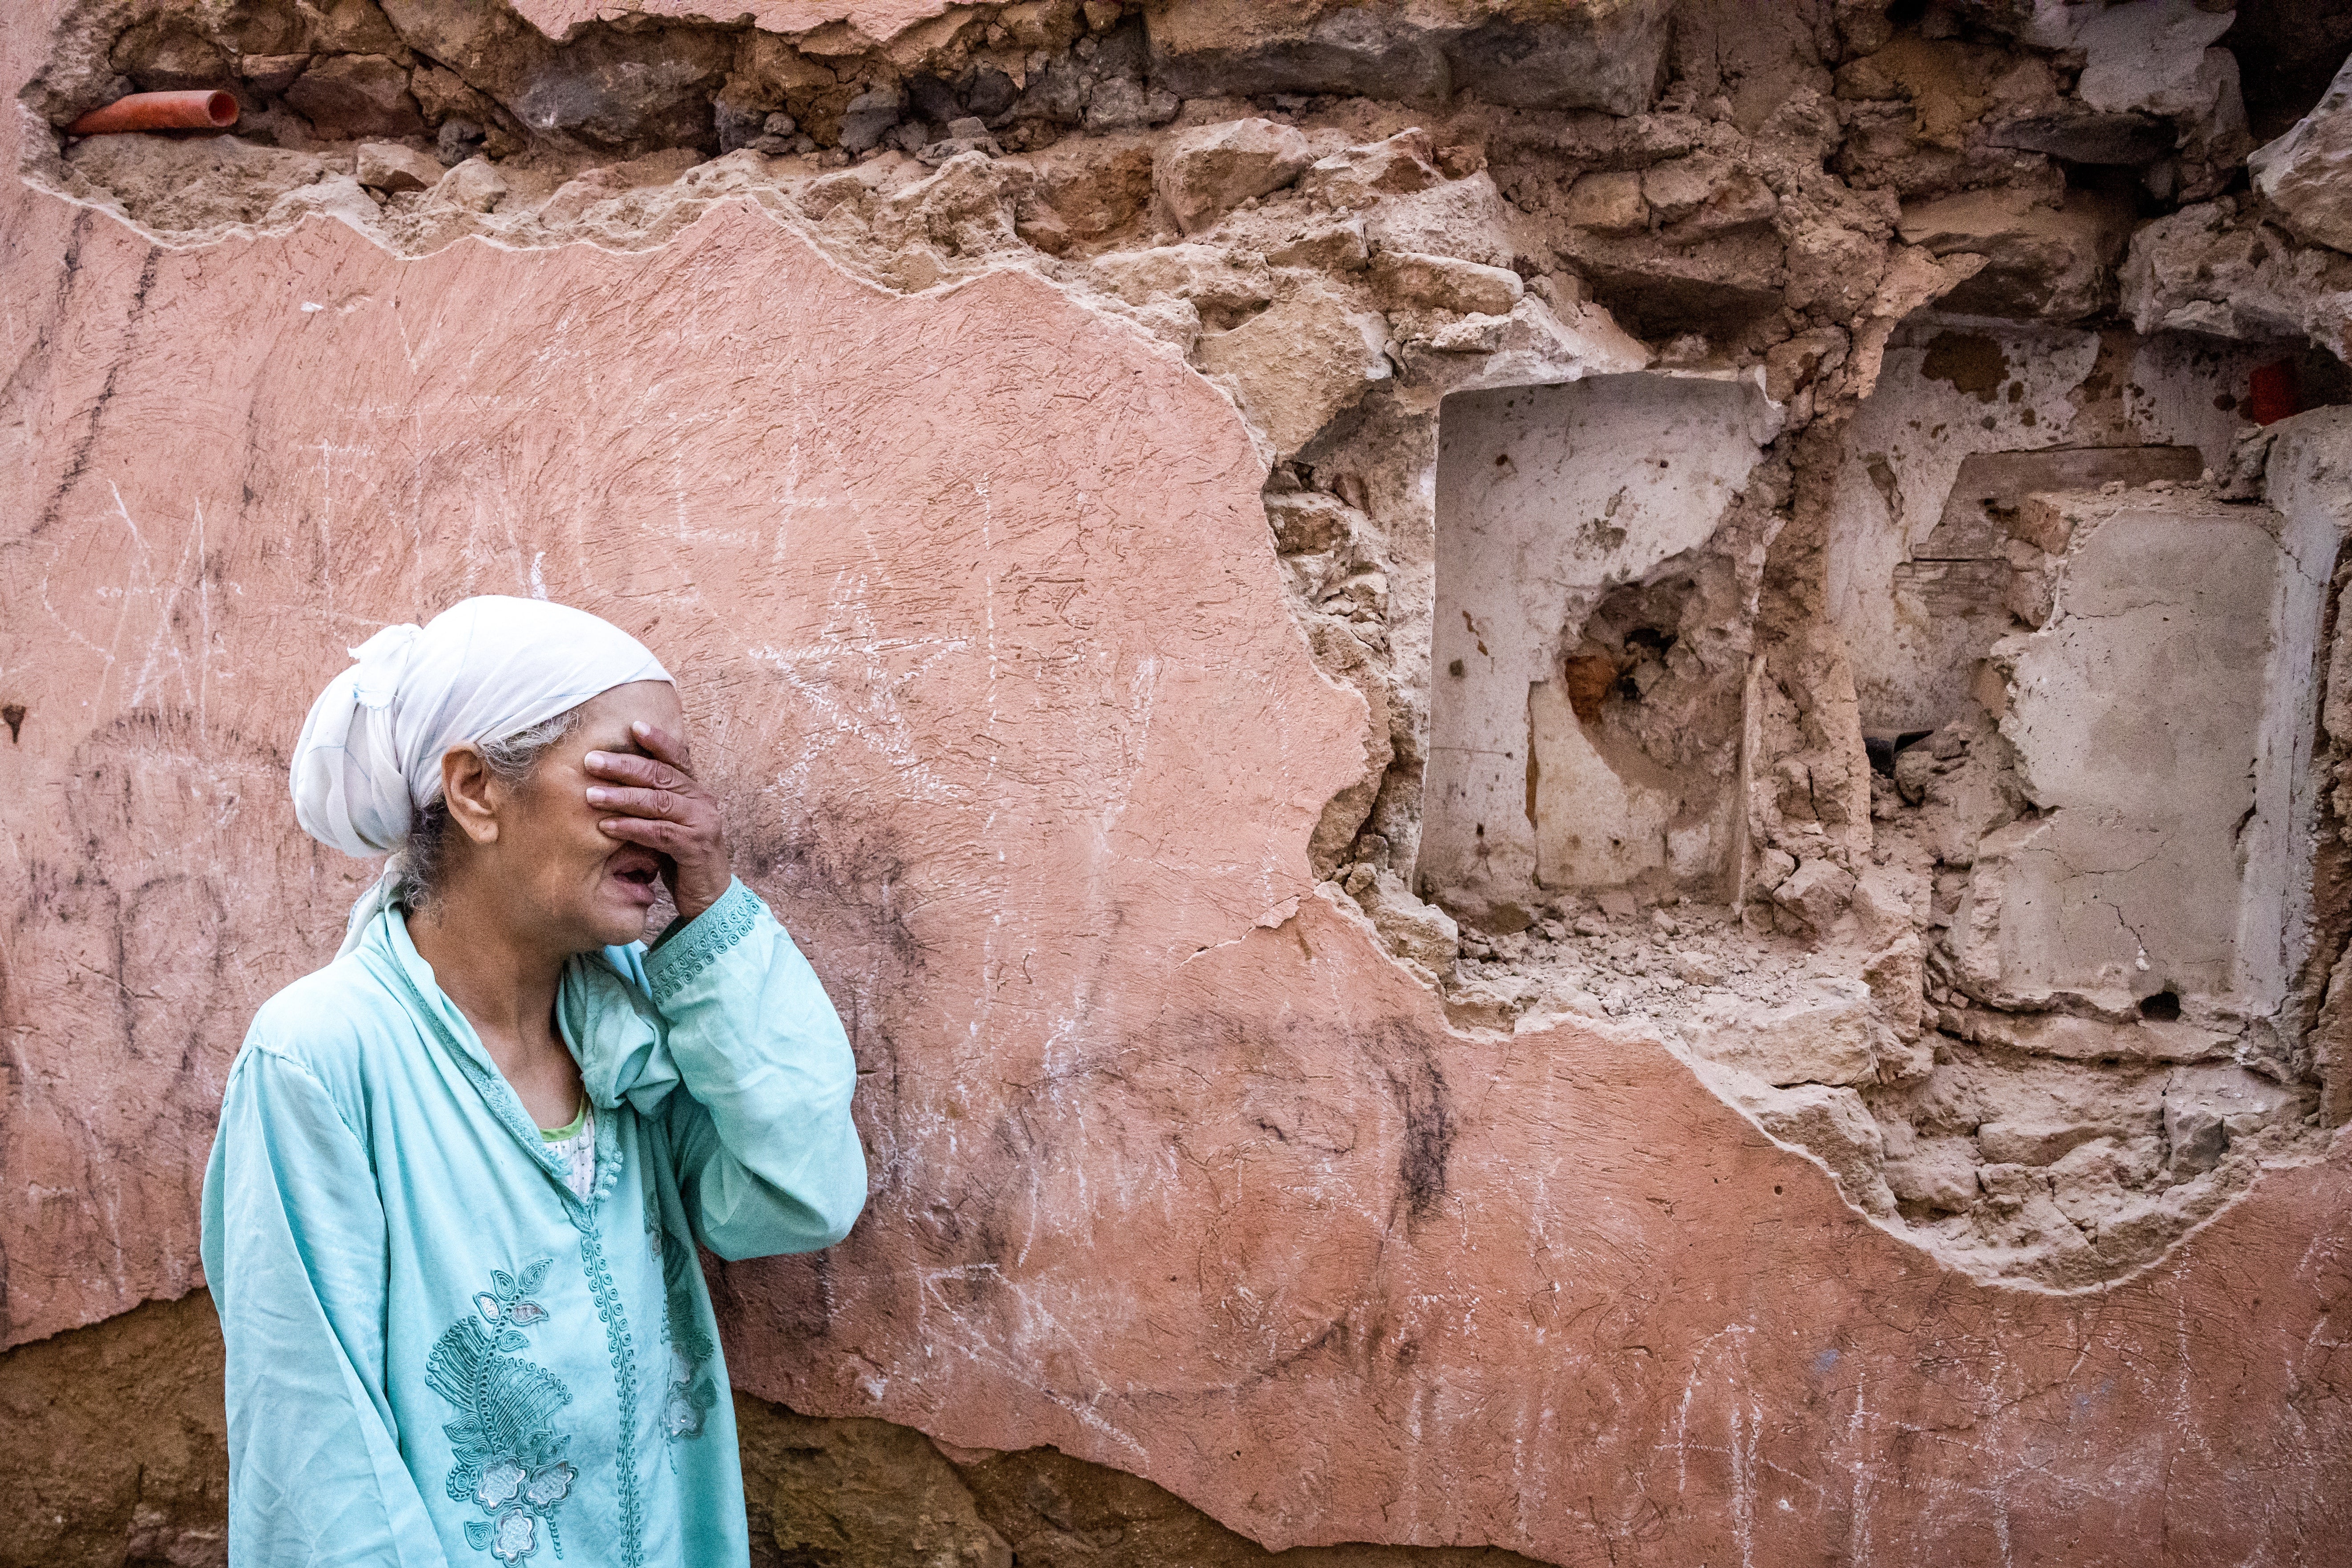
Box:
[359,899,625,1207]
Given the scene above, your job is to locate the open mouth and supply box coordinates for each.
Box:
[606,848,664,900]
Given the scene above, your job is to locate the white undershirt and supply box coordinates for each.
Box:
[539,1103,597,1201]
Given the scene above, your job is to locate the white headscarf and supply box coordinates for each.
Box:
[291,595,673,953]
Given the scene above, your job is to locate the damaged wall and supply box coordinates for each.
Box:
[1425,371,1778,907]
[8,0,2352,1564]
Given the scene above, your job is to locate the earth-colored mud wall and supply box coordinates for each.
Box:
[7,1,2352,1565]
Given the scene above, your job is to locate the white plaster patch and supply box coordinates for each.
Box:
[1422,372,1777,900]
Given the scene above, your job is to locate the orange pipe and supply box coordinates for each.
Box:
[67,89,238,136]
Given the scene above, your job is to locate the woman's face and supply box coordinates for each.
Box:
[486,680,686,951]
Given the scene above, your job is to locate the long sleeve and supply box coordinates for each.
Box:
[201,1043,451,1568]
[641,879,868,1259]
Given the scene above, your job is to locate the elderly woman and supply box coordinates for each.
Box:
[200,596,866,1566]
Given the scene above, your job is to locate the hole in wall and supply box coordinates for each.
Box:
[1864,730,1934,778]
[2223,0,2352,145]
[1423,371,1777,927]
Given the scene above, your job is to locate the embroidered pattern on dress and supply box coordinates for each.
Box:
[646,884,756,1005]
[428,1259,579,1563]
[573,1209,645,1567]
[655,1226,719,1443]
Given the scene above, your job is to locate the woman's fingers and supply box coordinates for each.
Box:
[598,815,683,848]
[584,783,689,820]
[583,750,690,794]
[629,719,691,772]
[587,724,730,923]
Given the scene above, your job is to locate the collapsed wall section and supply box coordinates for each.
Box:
[1827,325,2263,731]
[1424,373,1777,911]
[1372,316,2338,1288]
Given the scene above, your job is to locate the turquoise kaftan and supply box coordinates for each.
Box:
[199,879,867,1567]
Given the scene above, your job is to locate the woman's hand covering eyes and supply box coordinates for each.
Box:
[583,723,731,923]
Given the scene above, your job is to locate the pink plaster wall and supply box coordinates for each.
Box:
[4,10,2352,1565]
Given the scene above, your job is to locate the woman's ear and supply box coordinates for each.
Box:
[440,745,501,846]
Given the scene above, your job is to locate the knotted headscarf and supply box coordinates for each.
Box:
[290,595,673,953]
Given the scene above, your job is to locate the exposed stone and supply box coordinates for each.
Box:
[1739,1081,1899,1213]
[2251,51,2352,255]
[1102,293,1202,353]
[1017,138,1155,249]
[1192,281,1391,458]
[109,12,229,91]
[282,52,422,138]
[1264,490,1357,555]
[838,83,904,154]
[1092,242,1272,316]
[2169,1060,2314,1143]
[1082,76,1179,132]
[2076,0,2239,120]
[1298,128,1444,202]
[1343,866,1460,970]
[1771,858,1855,934]
[59,133,337,232]
[1966,1011,2236,1064]
[1264,218,1369,271]
[2162,1098,2228,1179]
[1989,111,2176,167]
[1361,169,1514,269]
[1884,1134,1980,1211]
[538,147,706,225]
[1850,865,1915,948]
[1301,618,1396,879]
[516,29,735,149]
[1764,327,1848,403]
[237,52,309,97]
[1142,0,1673,115]
[1895,186,2134,320]
[1977,1118,2116,1167]
[1862,934,1926,1048]
[1443,971,1538,1030]
[354,140,442,194]
[1560,169,1647,237]
[1672,948,1727,985]
[1154,117,1312,235]
[2121,199,2352,360]
[429,156,508,213]
[1688,979,1884,1086]
[1641,154,1778,243]
[1367,248,1522,315]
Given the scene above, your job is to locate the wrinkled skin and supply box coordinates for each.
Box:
[407,679,731,1126]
